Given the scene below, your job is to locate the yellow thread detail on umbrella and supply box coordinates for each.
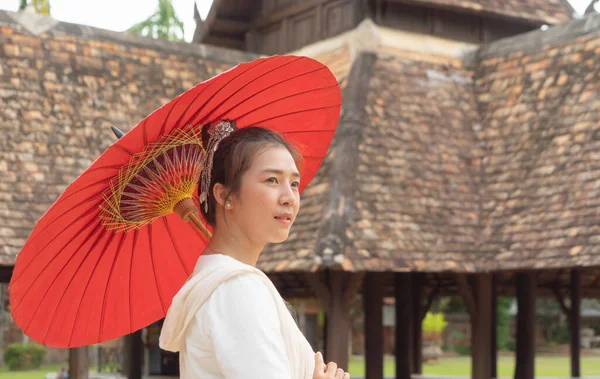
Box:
[99,127,206,232]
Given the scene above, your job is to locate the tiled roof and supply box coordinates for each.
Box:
[262,14,600,273]
[258,46,355,272]
[263,49,485,273]
[1,10,599,274]
[346,52,484,272]
[476,20,600,271]
[0,11,257,266]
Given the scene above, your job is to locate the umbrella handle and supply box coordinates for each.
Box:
[173,197,212,240]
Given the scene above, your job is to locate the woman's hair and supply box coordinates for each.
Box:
[198,126,303,226]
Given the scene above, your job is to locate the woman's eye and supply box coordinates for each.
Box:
[291,181,300,188]
[267,177,278,184]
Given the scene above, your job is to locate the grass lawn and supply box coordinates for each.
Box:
[348,355,600,377]
[1,355,598,378]
[0,363,66,379]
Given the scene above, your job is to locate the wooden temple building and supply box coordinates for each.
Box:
[1,0,600,378]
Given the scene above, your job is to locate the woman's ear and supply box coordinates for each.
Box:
[212,183,229,207]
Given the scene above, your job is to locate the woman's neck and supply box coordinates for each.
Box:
[204,226,264,267]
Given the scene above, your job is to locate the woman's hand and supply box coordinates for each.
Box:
[313,352,350,379]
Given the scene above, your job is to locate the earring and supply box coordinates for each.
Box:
[225,203,232,209]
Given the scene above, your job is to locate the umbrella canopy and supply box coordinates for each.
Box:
[9,55,342,348]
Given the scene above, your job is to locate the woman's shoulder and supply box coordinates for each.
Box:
[212,271,271,299]
[193,253,244,273]
[192,264,275,335]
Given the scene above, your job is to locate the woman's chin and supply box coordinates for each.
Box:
[268,230,291,244]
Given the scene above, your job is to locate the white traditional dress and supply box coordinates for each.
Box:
[159,254,315,379]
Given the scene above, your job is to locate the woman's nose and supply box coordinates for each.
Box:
[280,185,295,206]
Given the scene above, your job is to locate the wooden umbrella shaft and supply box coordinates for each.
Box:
[173,197,212,240]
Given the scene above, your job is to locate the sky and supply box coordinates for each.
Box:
[0,0,598,43]
[0,0,214,42]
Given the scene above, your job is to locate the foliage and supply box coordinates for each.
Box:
[537,298,569,344]
[422,312,447,341]
[3,343,47,371]
[445,329,470,355]
[453,345,471,356]
[18,0,50,15]
[443,296,467,314]
[127,0,185,42]
[506,339,516,352]
[547,323,570,344]
[496,297,512,350]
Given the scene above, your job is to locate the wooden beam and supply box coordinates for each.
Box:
[570,269,581,378]
[375,0,383,23]
[245,28,259,53]
[551,282,571,319]
[69,347,88,379]
[342,272,364,312]
[588,271,600,291]
[252,0,328,29]
[586,0,599,14]
[281,17,289,54]
[364,273,384,379]
[385,0,543,27]
[395,273,412,379]
[306,272,331,307]
[421,283,440,322]
[456,274,476,317]
[192,0,224,43]
[212,18,250,34]
[315,3,323,41]
[203,35,245,50]
[515,272,536,379]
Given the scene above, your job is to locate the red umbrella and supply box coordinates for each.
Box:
[9,55,341,348]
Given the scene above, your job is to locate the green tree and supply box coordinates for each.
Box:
[127,0,185,42]
[18,0,51,15]
[496,297,512,350]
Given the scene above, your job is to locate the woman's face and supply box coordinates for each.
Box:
[229,145,301,244]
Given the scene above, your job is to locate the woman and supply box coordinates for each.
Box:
[159,125,350,379]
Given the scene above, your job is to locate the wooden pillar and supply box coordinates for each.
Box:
[395,273,412,379]
[364,272,384,379]
[570,269,581,378]
[326,271,350,370]
[307,271,361,372]
[375,0,383,23]
[69,347,88,379]
[298,300,307,335]
[0,284,5,366]
[514,272,536,379]
[323,311,328,356]
[411,273,423,374]
[0,268,13,367]
[456,274,493,379]
[471,274,493,379]
[491,275,498,379]
[123,330,142,379]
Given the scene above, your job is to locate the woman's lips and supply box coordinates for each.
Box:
[274,214,292,225]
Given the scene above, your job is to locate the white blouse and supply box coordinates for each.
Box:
[178,254,294,379]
